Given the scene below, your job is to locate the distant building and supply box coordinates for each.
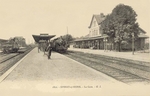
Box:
[74,13,149,51]
[0,39,8,50]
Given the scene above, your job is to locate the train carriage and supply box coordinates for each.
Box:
[2,39,19,53]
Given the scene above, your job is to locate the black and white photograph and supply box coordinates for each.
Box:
[0,0,150,95]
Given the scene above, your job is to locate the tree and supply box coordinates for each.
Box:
[60,34,74,48]
[101,4,139,52]
[101,14,116,51]
[62,34,73,43]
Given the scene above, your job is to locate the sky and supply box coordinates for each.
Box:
[0,0,149,44]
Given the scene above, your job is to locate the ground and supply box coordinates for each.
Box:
[0,48,149,96]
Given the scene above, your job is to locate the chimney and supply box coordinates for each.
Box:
[100,13,105,18]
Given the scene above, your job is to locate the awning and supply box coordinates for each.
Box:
[138,34,149,38]
[74,34,109,42]
[32,35,56,43]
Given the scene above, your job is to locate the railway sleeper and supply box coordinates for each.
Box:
[66,53,150,83]
[69,51,150,67]
[69,52,150,81]
[72,52,150,72]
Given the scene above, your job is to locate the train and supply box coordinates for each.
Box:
[51,36,69,53]
[1,38,19,53]
[1,37,27,54]
[2,42,19,53]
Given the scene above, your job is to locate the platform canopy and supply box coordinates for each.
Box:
[32,34,56,43]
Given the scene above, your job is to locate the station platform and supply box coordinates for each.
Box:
[68,47,150,63]
[0,47,117,82]
[0,47,149,95]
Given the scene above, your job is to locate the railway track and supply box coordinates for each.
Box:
[64,51,150,84]
[0,53,20,64]
[0,53,8,57]
[0,47,34,76]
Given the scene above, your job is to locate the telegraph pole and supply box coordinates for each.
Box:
[132,32,134,55]
[66,26,68,45]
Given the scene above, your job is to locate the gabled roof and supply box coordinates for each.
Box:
[94,15,104,24]
[139,28,146,34]
[88,14,105,28]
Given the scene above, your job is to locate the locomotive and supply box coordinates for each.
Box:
[51,36,69,53]
[2,40,19,53]
[1,37,26,53]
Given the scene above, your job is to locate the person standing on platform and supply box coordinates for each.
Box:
[47,42,52,59]
[38,43,40,53]
[43,41,47,55]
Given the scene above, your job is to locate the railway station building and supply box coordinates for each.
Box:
[73,13,149,51]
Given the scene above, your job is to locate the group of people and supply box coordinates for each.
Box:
[38,41,52,59]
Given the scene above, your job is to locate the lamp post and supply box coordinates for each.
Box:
[132,32,134,55]
[106,38,107,51]
[103,38,105,51]
[103,38,108,52]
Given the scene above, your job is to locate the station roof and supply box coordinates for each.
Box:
[74,34,109,42]
[32,34,56,43]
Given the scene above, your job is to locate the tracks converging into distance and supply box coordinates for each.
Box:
[0,47,34,76]
[0,47,150,84]
[64,50,150,84]
[0,53,20,64]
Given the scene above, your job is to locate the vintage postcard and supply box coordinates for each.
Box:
[0,0,150,96]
